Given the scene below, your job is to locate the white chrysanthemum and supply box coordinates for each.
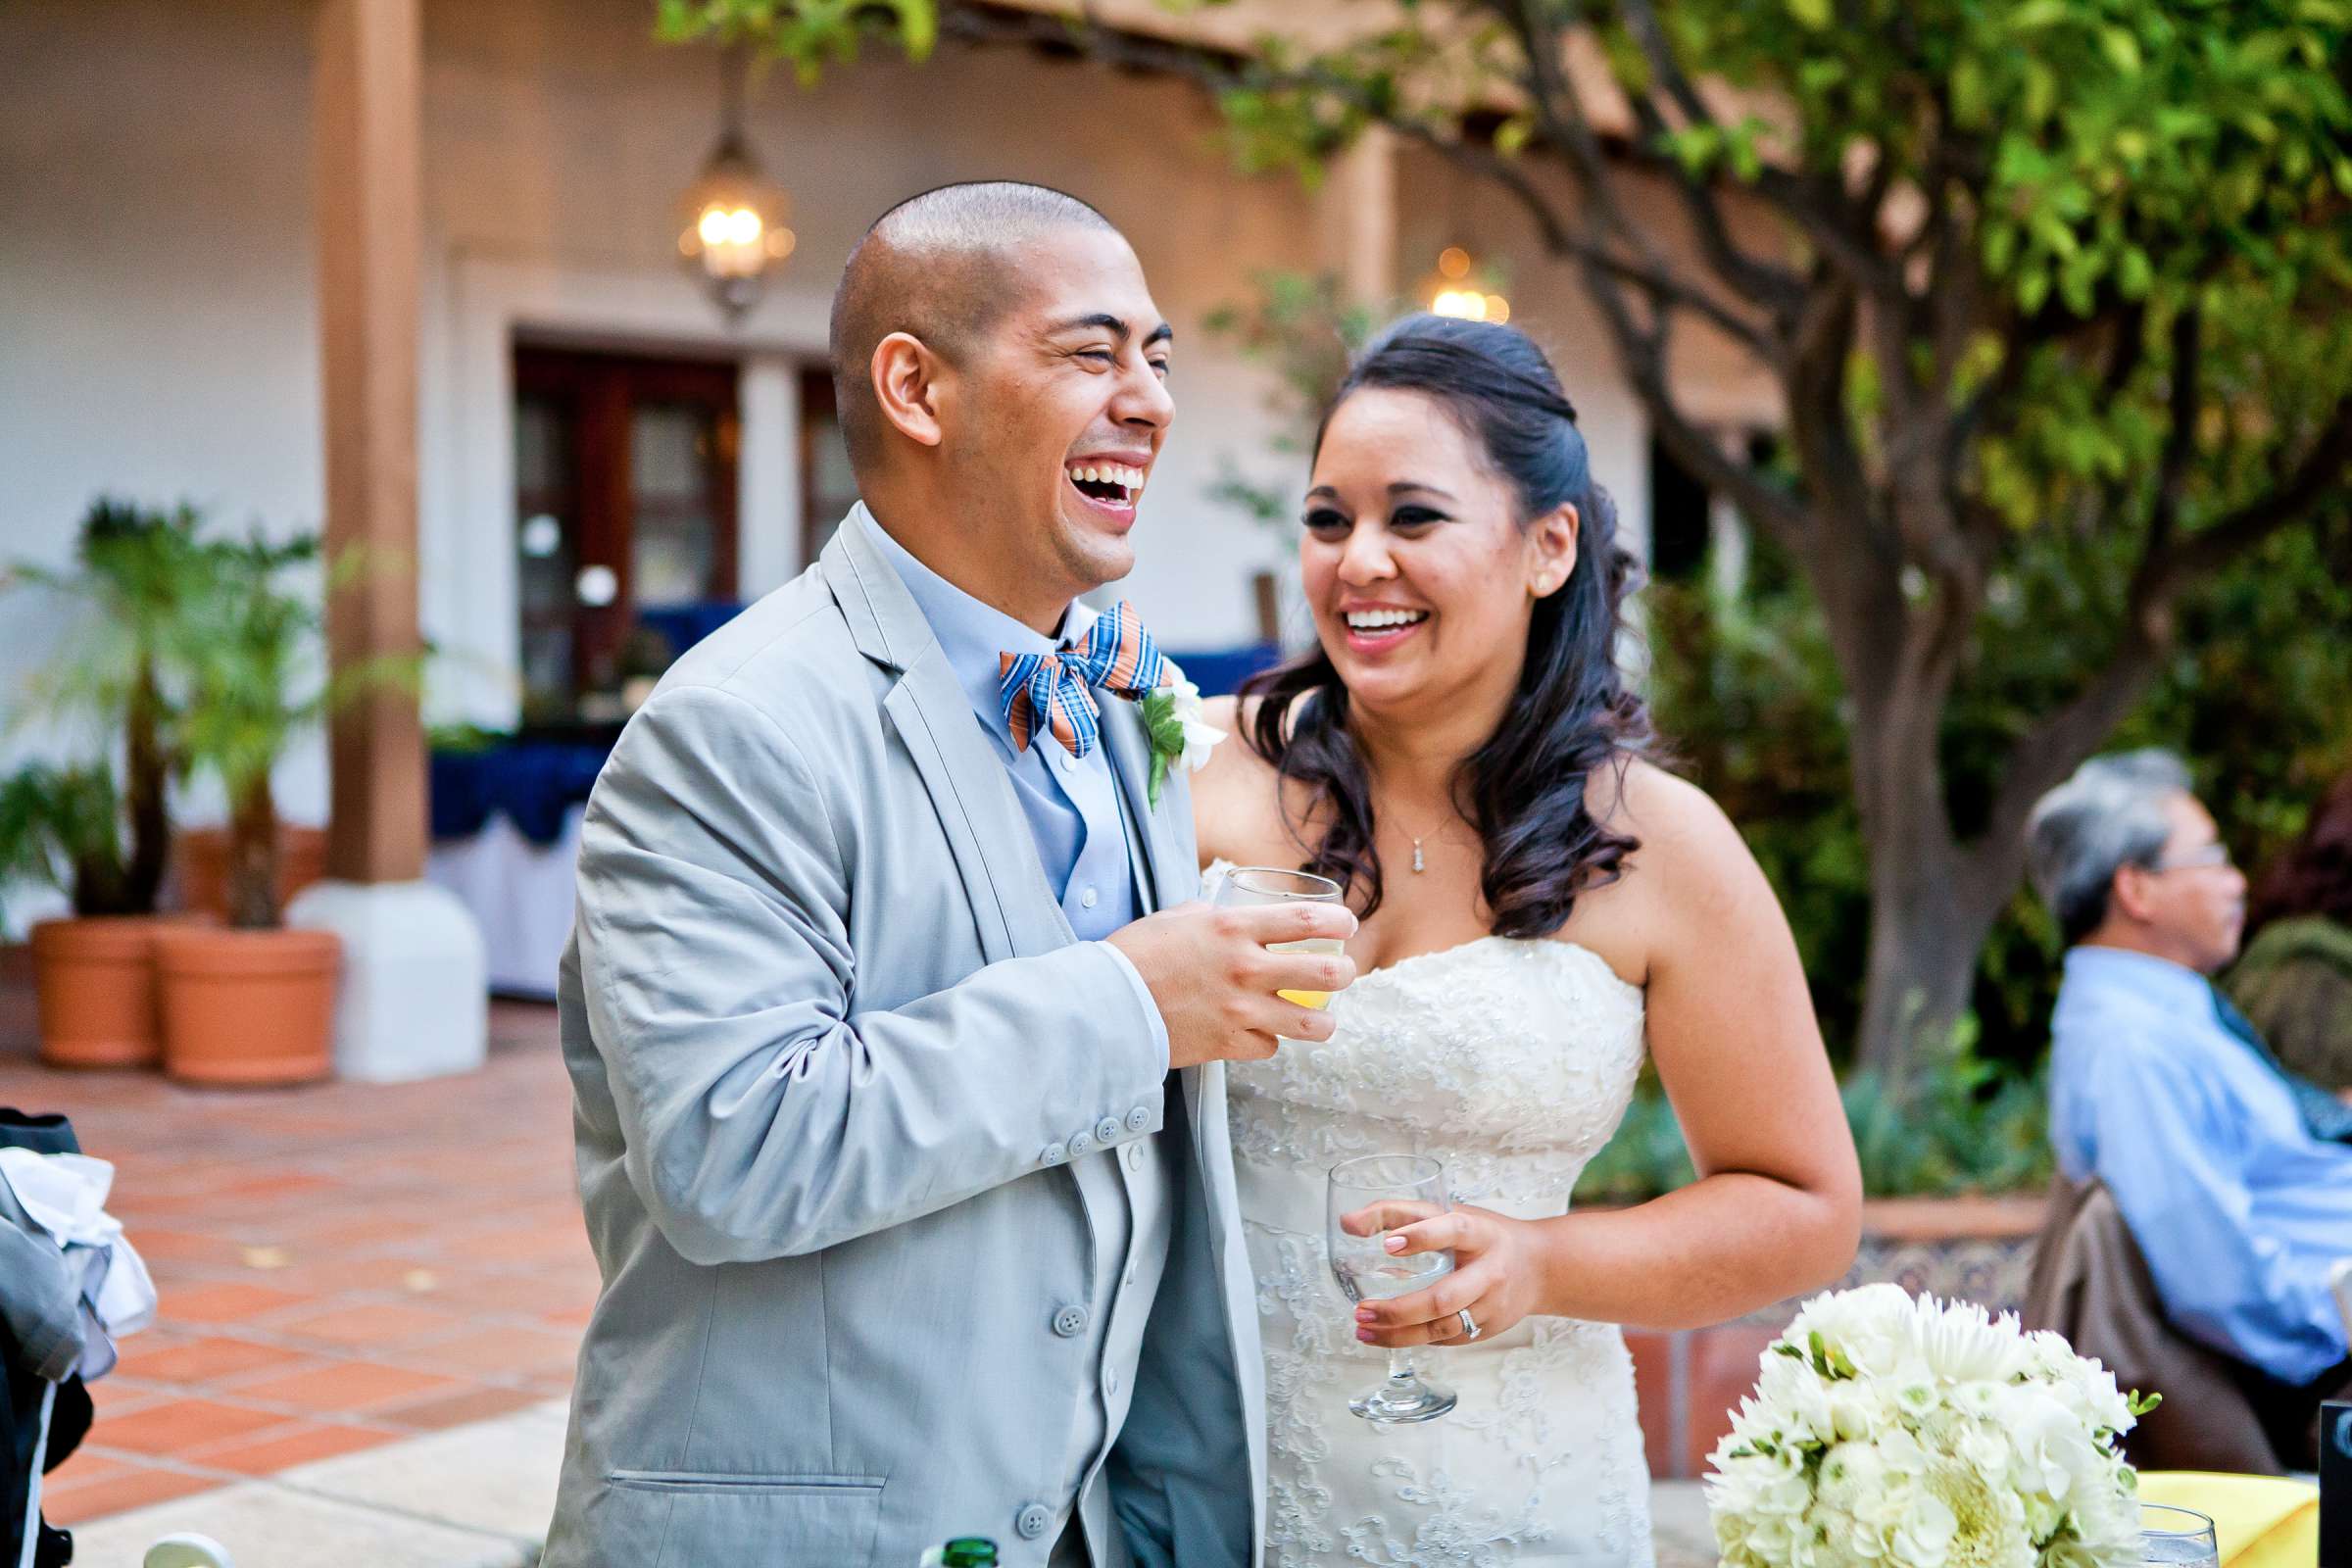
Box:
[1758,1350,1842,1443]
[1794,1283,1917,1376]
[1910,1297,2034,1386]
[1924,1454,2035,1568]
[1825,1381,1886,1443]
[1948,1413,2018,1490]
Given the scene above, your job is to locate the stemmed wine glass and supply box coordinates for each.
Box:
[1211,866,1348,1011]
[2138,1504,2219,1566]
[1327,1153,1458,1423]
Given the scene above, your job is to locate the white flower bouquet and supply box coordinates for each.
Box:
[1706,1284,2160,1568]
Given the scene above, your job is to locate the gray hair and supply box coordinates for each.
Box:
[2025,749,2194,945]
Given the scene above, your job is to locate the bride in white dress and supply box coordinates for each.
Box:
[1191,315,1862,1566]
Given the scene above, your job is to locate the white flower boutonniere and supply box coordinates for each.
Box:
[1140,664,1226,808]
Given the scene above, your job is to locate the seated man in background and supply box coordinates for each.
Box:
[2028,749,2352,1469]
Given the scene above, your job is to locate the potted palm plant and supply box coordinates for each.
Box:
[152,530,415,1085]
[3,501,210,1067]
[0,764,160,1066]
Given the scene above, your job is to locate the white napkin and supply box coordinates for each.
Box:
[0,1149,158,1378]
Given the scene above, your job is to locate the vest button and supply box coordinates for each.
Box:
[1016,1503,1054,1540]
[1052,1305,1089,1339]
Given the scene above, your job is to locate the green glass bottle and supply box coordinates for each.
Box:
[917,1540,999,1567]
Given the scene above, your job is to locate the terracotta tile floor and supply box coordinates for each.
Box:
[0,998,589,1527]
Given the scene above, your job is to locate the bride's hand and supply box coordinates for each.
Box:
[1351,1205,1545,1349]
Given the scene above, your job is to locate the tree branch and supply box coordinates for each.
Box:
[2099,300,2148,400]
[1481,0,1675,279]
[1978,623,2167,866]
[940,2,1781,361]
[1384,117,1782,362]
[1754,166,1907,300]
[2159,390,2352,588]
[2145,306,2203,562]
[1489,7,1815,539]
[1616,0,1807,317]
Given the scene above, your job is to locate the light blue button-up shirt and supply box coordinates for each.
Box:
[2049,945,2352,1385]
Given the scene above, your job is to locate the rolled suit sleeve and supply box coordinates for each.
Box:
[576,682,1170,1266]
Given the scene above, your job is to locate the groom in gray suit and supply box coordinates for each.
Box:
[540,182,1356,1568]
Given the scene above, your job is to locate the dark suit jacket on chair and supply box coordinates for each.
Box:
[2021,1176,2284,1473]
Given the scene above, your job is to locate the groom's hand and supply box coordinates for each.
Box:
[1107,903,1358,1068]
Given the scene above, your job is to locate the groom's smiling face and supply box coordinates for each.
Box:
[947,226,1175,610]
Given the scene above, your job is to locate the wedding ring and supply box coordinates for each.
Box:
[1456,1308,1480,1341]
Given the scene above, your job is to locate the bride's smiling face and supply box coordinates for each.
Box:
[1300,387,1577,717]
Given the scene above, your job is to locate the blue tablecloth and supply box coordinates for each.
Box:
[1164,642,1282,697]
[430,741,612,845]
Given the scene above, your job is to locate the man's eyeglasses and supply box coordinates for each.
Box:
[2145,843,2233,874]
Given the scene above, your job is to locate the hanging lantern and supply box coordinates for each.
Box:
[675,47,795,321]
[1424,245,1510,325]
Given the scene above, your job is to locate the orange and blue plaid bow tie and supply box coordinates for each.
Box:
[998,600,1167,759]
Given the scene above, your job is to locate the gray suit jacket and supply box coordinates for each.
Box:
[542,514,1267,1568]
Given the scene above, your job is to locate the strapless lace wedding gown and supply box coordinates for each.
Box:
[1225,904,1654,1567]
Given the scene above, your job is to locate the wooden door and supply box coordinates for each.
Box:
[513,347,740,722]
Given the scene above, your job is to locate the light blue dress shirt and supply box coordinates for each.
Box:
[859,511,1179,1561]
[2049,945,2352,1385]
[859,513,1153,955]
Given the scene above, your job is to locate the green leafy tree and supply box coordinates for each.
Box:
[673,0,2352,1079]
[654,0,935,80]
[1644,508,2352,1075]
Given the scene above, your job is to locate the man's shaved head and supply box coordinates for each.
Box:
[829,181,1120,471]
[826,181,1173,634]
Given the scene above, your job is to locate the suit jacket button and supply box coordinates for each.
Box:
[1068,1130,1095,1157]
[1093,1116,1123,1146]
[1125,1105,1152,1132]
[1016,1503,1054,1540]
[1052,1305,1089,1339]
[1040,1143,1067,1166]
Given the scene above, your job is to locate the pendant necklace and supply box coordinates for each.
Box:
[1395,811,1445,873]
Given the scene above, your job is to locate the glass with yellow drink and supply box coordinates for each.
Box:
[1211,866,1348,1011]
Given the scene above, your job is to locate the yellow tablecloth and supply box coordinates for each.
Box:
[2138,1472,2319,1567]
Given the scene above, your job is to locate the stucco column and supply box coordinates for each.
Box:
[315,0,424,884]
[1316,125,1398,307]
[298,0,486,1082]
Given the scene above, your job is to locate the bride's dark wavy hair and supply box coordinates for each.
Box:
[1238,314,1652,938]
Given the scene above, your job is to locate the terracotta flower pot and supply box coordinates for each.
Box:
[156,925,340,1086]
[29,916,171,1069]
[171,824,327,923]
